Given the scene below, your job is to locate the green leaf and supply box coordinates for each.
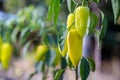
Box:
[61,56,67,69]
[35,61,45,73]
[67,0,76,13]
[45,48,56,66]
[54,69,65,80]
[54,0,60,25]
[48,0,61,25]
[66,53,74,68]
[11,27,19,43]
[87,12,98,35]
[20,27,30,45]
[28,71,37,80]
[54,0,61,25]
[60,0,65,4]
[98,11,108,46]
[92,0,99,3]
[21,41,32,58]
[52,48,61,66]
[58,26,67,55]
[48,0,55,20]
[87,58,96,72]
[45,33,58,46]
[80,57,90,80]
[105,0,108,3]
[111,0,120,24]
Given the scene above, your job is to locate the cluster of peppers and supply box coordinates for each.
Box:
[61,6,90,68]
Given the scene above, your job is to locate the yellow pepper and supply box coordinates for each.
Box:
[67,13,75,29]
[1,42,13,70]
[75,6,90,37]
[67,29,83,67]
[35,45,48,62]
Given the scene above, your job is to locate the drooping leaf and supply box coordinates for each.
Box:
[98,11,108,46]
[54,69,65,80]
[21,41,32,58]
[45,33,58,46]
[105,0,108,3]
[58,26,67,56]
[48,0,55,20]
[35,61,45,73]
[87,58,96,72]
[54,0,61,25]
[52,47,61,66]
[45,47,56,66]
[80,57,90,80]
[61,56,67,69]
[48,0,61,25]
[92,0,99,3]
[67,0,76,13]
[66,53,74,68]
[20,27,30,45]
[28,71,37,80]
[11,27,19,43]
[111,0,120,24]
[87,12,98,35]
[60,0,65,4]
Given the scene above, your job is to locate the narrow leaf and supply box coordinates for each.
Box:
[60,0,65,4]
[98,11,108,46]
[67,0,76,13]
[92,0,100,3]
[48,0,61,25]
[105,0,108,3]
[87,12,98,35]
[66,53,74,68]
[54,69,65,80]
[54,0,61,25]
[58,26,67,56]
[35,61,45,73]
[11,27,19,43]
[87,58,96,72]
[80,57,90,80]
[45,48,56,66]
[20,27,30,45]
[21,41,32,58]
[48,0,54,20]
[111,0,120,24]
[28,71,37,80]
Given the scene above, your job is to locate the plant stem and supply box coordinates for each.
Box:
[82,0,85,6]
[43,74,46,80]
[75,67,78,80]
[42,64,48,80]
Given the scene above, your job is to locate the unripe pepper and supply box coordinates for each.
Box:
[75,6,90,37]
[67,13,75,29]
[1,42,13,70]
[35,45,48,62]
[67,29,83,67]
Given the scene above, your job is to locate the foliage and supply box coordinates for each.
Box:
[52,0,119,80]
[4,0,25,13]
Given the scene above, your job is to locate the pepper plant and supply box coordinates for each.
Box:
[47,0,120,80]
